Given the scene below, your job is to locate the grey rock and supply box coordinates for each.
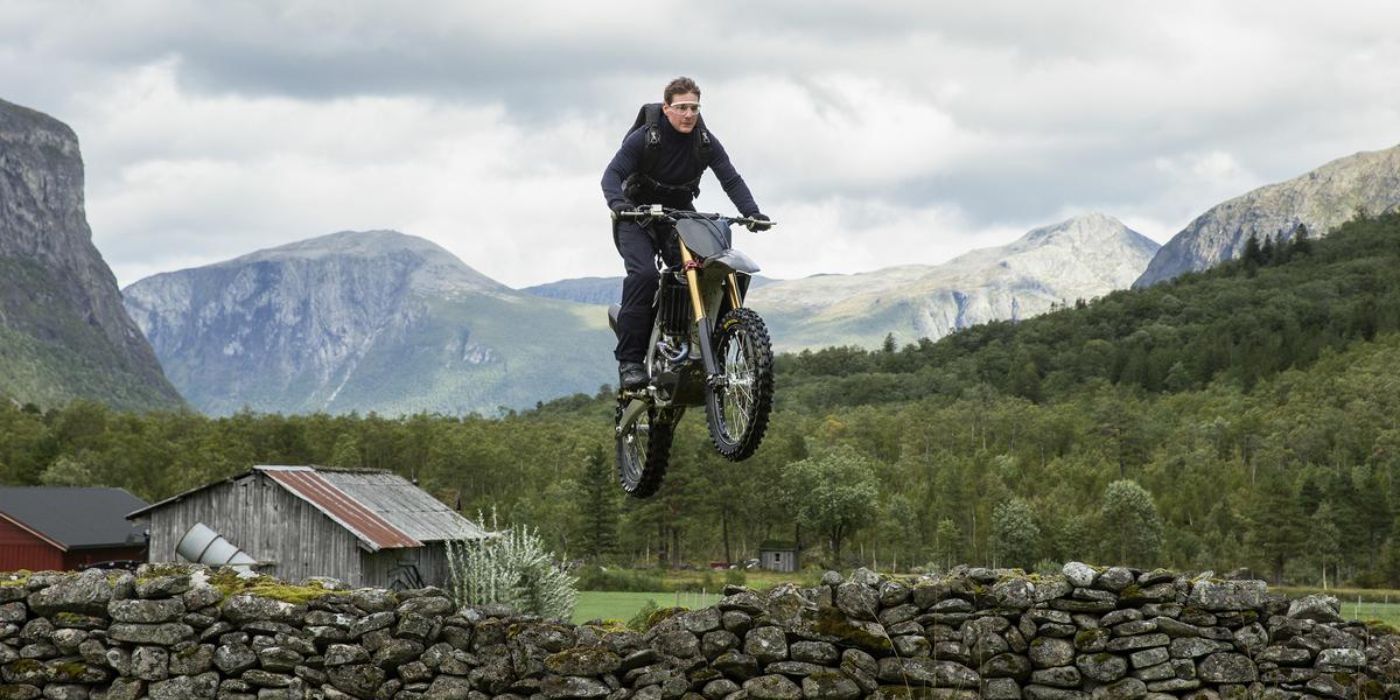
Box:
[133,574,191,599]
[1029,638,1075,668]
[215,643,259,674]
[168,643,214,675]
[1231,622,1268,655]
[27,572,118,617]
[878,581,910,607]
[993,579,1035,610]
[800,670,860,700]
[132,645,170,681]
[1031,665,1082,688]
[1105,634,1169,653]
[540,675,611,699]
[980,653,1032,681]
[875,657,979,687]
[1197,652,1256,683]
[764,661,824,677]
[1168,637,1229,659]
[1062,563,1096,588]
[147,671,218,699]
[1315,648,1364,668]
[327,662,386,698]
[1112,620,1158,637]
[1286,595,1342,623]
[893,634,930,657]
[652,631,700,659]
[1186,581,1267,612]
[425,673,474,699]
[545,648,622,676]
[102,679,143,700]
[702,678,740,700]
[982,678,1023,700]
[742,674,801,700]
[1255,645,1311,665]
[1096,568,1134,592]
[834,583,879,621]
[1129,647,1168,668]
[712,651,760,681]
[717,592,764,616]
[1090,677,1147,700]
[1076,652,1128,682]
[720,611,752,635]
[701,630,740,659]
[108,598,184,624]
[788,641,837,665]
[877,603,918,627]
[849,568,881,587]
[222,596,305,625]
[742,627,786,664]
[1024,685,1090,700]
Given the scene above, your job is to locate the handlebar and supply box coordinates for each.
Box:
[613,204,776,229]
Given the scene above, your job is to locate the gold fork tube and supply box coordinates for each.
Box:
[680,245,707,321]
[726,272,742,309]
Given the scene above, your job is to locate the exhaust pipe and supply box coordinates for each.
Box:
[177,523,258,576]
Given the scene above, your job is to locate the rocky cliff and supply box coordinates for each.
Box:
[122,231,614,416]
[1136,143,1400,287]
[0,98,182,411]
[748,213,1160,352]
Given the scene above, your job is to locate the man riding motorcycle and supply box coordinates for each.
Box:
[601,76,771,391]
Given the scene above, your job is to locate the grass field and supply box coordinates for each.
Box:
[573,591,721,625]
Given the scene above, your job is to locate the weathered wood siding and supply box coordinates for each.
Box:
[361,541,452,589]
[135,472,366,585]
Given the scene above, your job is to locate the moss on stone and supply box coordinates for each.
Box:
[812,605,892,652]
[207,569,332,605]
[0,572,31,588]
[1119,584,1142,600]
[644,606,687,630]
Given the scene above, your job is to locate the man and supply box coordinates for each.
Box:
[601,76,770,390]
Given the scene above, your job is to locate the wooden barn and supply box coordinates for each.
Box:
[758,541,799,573]
[127,465,490,589]
[0,487,149,571]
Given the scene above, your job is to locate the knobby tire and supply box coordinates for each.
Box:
[705,308,775,461]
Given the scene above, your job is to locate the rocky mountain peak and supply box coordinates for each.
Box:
[1136,142,1400,287]
[225,229,507,295]
[0,97,182,410]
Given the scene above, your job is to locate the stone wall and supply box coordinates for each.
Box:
[0,562,1397,700]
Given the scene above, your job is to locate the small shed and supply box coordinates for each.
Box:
[0,487,149,571]
[758,541,799,573]
[127,465,490,589]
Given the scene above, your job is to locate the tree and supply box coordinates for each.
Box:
[781,446,879,564]
[933,518,963,572]
[574,445,619,561]
[1099,479,1163,567]
[991,498,1040,570]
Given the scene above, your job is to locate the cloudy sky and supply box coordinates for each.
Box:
[4,1,1399,288]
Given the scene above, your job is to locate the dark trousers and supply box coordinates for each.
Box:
[613,221,678,363]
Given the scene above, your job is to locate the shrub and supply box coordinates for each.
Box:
[444,511,577,619]
[626,599,659,632]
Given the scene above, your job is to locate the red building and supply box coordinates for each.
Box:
[0,487,149,571]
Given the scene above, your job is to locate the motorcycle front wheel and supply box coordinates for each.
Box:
[705,308,775,461]
[616,404,680,498]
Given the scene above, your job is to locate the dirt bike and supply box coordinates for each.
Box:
[608,205,777,497]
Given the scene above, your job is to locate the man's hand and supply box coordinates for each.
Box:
[745,213,773,232]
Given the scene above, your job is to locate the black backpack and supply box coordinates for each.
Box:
[621,103,714,202]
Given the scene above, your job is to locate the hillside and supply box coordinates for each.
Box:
[123,230,614,416]
[0,98,183,411]
[1136,142,1400,287]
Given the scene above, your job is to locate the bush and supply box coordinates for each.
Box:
[724,568,747,587]
[626,599,659,632]
[444,512,577,619]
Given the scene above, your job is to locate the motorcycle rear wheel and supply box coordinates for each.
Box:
[705,308,775,461]
[616,404,680,497]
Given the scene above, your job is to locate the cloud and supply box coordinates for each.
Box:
[2,1,1400,288]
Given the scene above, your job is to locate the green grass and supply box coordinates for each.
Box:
[572,591,720,625]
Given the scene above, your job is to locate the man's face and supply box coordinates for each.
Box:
[664,92,700,134]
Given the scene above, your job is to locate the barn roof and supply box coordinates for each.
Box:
[0,487,148,550]
[127,465,489,552]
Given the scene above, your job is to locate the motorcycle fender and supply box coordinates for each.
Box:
[704,249,761,275]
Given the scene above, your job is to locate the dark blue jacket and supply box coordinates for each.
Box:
[601,112,760,217]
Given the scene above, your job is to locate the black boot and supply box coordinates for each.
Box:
[619,361,648,391]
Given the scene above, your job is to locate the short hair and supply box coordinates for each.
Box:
[664,77,701,104]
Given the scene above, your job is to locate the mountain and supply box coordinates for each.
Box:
[122,231,615,416]
[522,275,778,306]
[746,213,1160,351]
[0,98,183,411]
[1135,143,1400,287]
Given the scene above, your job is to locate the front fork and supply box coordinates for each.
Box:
[679,245,744,386]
